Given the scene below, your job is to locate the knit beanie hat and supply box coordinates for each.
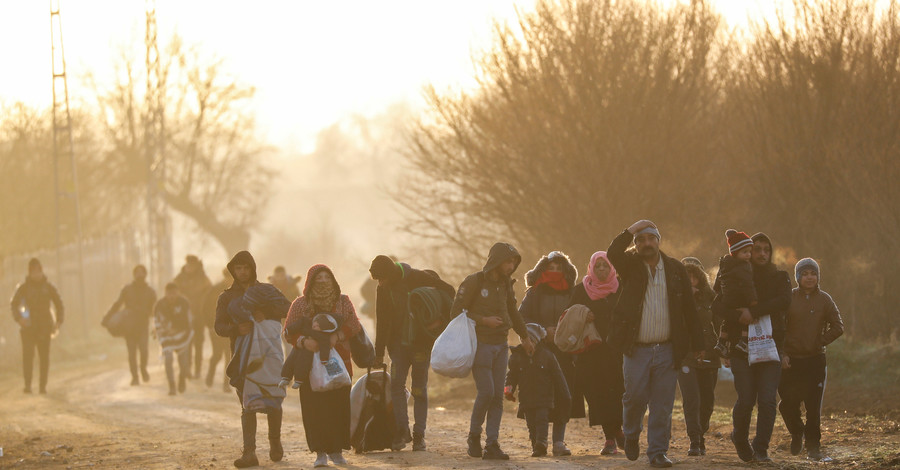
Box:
[313,313,339,333]
[726,229,754,254]
[634,225,661,241]
[681,257,704,269]
[369,255,401,281]
[794,258,820,284]
[526,323,547,345]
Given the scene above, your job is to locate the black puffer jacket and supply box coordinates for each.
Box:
[712,233,791,355]
[506,344,571,418]
[606,229,703,367]
[10,276,64,334]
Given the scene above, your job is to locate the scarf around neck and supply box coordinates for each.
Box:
[584,251,619,301]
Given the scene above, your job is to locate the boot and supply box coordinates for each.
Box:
[699,436,707,456]
[412,432,426,451]
[233,447,258,468]
[482,442,509,460]
[268,409,283,462]
[392,426,411,451]
[466,433,482,458]
[531,442,547,457]
[790,432,804,455]
[552,441,571,456]
[688,438,702,456]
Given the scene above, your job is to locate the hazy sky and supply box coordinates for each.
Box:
[1,1,777,153]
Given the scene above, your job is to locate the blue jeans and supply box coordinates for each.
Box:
[469,342,508,446]
[390,344,430,436]
[730,355,781,453]
[623,343,678,461]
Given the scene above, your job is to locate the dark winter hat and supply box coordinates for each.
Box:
[313,313,339,333]
[369,255,402,281]
[726,229,754,254]
[526,323,547,345]
[185,254,201,265]
[28,258,42,271]
[681,257,704,269]
[794,258,820,284]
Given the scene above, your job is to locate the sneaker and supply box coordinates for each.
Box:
[314,451,329,467]
[601,439,618,455]
[531,443,548,457]
[233,448,258,468]
[412,432,426,451]
[552,441,571,456]
[292,381,302,390]
[735,338,749,354]
[731,431,754,462]
[624,436,640,461]
[808,448,827,462]
[328,452,347,465]
[790,432,804,455]
[753,449,772,462]
[277,378,290,388]
[467,433,482,458]
[482,442,509,460]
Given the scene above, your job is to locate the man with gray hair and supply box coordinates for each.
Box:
[606,220,704,468]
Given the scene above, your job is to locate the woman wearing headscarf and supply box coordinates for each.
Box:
[678,257,721,457]
[568,251,624,456]
[518,251,577,456]
[283,265,362,468]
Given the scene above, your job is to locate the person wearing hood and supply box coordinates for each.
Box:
[10,258,64,394]
[202,268,233,392]
[567,251,624,456]
[606,221,704,468]
[518,251,577,456]
[369,255,455,452]
[105,264,157,386]
[711,232,791,463]
[174,254,213,379]
[449,242,534,461]
[677,257,721,457]
[283,264,362,468]
[779,258,843,462]
[269,266,301,301]
[215,251,290,468]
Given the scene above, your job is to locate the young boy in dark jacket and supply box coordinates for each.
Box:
[714,229,758,356]
[504,323,571,457]
[780,258,843,462]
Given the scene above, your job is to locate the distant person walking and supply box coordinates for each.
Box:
[283,264,362,468]
[215,251,290,468]
[105,264,157,386]
[779,258,844,462]
[518,251,577,456]
[174,255,212,379]
[203,268,232,391]
[154,282,193,396]
[10,258,64,394]
[606,220,704,468]
[369,255,455,451]
[268,266,301,301]
[568,251,624,456]
[712,232,791,462]
[450,242,534,461]
[678,257,721,457]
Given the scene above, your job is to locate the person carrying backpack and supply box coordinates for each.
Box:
[370,255,455,452]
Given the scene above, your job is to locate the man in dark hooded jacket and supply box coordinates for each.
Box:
[215,251,289,468]
[450,243,534,461]
[369,255,455,452]
[712,233,791,463]
[174,255,212,379]
[10,258,64,394]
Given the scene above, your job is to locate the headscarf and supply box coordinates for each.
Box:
[304,264,341,313]
[583,251,619,301]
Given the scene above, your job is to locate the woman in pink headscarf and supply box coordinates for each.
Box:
[567,251,624,456]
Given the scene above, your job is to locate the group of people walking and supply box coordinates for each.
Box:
[9,218,844,468]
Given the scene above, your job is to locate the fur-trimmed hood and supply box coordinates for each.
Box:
[525,251,578,288]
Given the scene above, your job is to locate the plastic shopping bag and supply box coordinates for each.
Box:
[430,312,477,378]
[310,348,352,392]
[748,315,780,365]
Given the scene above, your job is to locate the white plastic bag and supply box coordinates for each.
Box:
[430,312,477,378]
[310,348,352,392]
[748,315,780,365]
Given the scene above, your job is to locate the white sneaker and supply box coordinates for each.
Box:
[329,451,347,465]
[314,451,329,467]
[277,378,290,388]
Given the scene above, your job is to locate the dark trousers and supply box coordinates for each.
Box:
[299,384,351,453]
[236,382,283,451]
[525,407,551,448]
[778,354,827,451]
[678,366,718,442]
[207,327,230,386]
[190,324,205,377]
[164,348,190,390]
[21,329,51,391]
[390,344,430,437]
[731,355,781,453]
[576,346,624,440]
[124,327,149,380]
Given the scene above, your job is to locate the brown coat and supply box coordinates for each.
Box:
[784,287,843,359]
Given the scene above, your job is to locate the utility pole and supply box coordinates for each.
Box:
[50,0,87,335]
[145,0,173,290]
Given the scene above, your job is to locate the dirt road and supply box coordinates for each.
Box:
[1,344,898,469]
